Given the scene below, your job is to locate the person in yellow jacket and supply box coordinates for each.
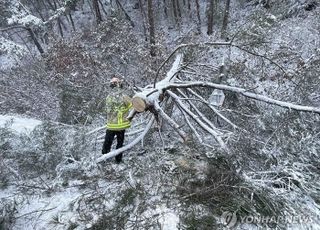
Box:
[102,77,133,163]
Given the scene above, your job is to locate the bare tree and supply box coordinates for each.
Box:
[176,0,182,18]
[115,0,135,27]
[195,0,201,33]
[221,0,231,40]
[172,0,178,23]
[147,0,156,56]
[0,0,80,54]
[163,0,168,16]
[207,0,215,35]
[92,0,103,24]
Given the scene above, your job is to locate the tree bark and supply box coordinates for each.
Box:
[115,0,135,27]
[147,0,156,56]
[221,0,231,40]
[139,0,148,41]
[92,0,103,25]
[195,0,201,34]
[26,27,44,54]
[163,0,168,17]
[172,0,178,23]
[176,0,182,18]
[69,13,76,31]
[207,0,214,35]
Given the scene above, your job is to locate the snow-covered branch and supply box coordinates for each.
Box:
[96,118,154,162]
[168,82,320,114]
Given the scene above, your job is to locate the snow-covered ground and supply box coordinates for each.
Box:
[1,1,320,229]
[0,115,42,134]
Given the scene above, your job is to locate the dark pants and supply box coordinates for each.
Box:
[102,129,125,163]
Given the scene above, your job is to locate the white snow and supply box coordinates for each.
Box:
[141,204,180,230]
[13,188,81,230]
[0,36,28,70]
[159,211,180,230]
[8,14,44,29]
[0,115,42,134]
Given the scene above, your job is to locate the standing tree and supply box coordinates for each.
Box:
[195,0,201,33]
[207,0,215,35]
[0,0,80,54]
[147,0,156,56]
[92,0,103,25]
[221,0,231,40]
[115,0,135,27]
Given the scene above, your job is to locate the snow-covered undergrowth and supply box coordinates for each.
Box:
[1,0,320,229]
[0,115,42,134]
[0,115,189,229]
[0,37,28,70]
[0,110,319,229]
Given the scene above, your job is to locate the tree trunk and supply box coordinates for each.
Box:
[115,0,135,27]
[207,0,214,35]
[26,27,44,54]
[139,0,148,41]
[195,0,201,34]
[53,0,64,37]
[147,0,156,56]
[172,0,178,23]
[176,0,182,18]
[69,13,76,31]
[92,0,103,25]
[163,0,168,16]
[221,0,231,40]
[57,18,64,37]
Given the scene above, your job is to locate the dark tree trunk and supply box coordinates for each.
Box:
[139,0,148,41]
[207,0,214,35]
[93,0,103,24]
[163,0,168,16]
[176,0,182,18]
[195,0,201,34]
[69,13,76,31]
[147,0,156,56]
[98,0,108,16]
[221,0,231,40]
[57,18,64,37]
[116,0,135,27]
[172,0,178,22]
[26,27,44,54]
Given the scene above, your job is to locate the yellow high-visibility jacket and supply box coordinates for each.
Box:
[105,90,132,131]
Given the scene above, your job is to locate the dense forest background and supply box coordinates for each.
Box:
[0,0,319,229]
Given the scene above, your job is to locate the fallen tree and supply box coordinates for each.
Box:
[96,44,320,163]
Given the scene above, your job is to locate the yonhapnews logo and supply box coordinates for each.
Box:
[220,211,313,228]
[221,211,237,228]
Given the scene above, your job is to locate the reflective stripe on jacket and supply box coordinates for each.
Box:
[105,90,132,131]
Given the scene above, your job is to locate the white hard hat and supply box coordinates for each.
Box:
[110,77,121,83]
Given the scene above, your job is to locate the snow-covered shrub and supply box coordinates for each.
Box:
[0,198,17,230]
[0,0,12,27]
[91,17,157,84]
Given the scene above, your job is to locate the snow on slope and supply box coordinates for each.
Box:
[0,114,42,134]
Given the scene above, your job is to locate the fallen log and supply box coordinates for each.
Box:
[97,47,320,162]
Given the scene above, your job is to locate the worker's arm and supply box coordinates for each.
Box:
[127,109,137,121]
[123,95,132,107]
